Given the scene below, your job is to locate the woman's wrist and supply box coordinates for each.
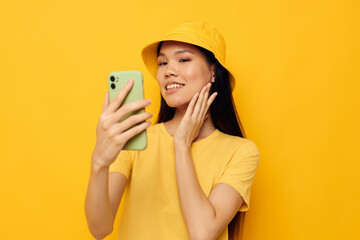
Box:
[91,157,110,173]
[174,140,191,152]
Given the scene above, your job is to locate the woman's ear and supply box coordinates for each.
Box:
[210,64,215,83]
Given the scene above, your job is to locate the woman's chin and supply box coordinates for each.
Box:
[164,98,191,109]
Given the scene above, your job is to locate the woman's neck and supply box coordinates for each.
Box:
[163,107,216,142]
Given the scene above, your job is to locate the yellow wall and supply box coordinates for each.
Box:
[1,0,359,239]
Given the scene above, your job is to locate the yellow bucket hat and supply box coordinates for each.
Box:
[141,21,235,90]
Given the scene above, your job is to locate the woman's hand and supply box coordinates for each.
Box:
[173,83,217,148]
[91,79,152,169]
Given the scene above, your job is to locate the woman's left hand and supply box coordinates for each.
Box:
[173,83,218,148]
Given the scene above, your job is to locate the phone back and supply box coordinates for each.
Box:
[108,71,147,150]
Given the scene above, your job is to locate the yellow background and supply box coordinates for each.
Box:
[1,0,359,239]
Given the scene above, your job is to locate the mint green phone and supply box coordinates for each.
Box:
[108,71,147,150]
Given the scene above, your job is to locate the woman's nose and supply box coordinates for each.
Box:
[164,61,178,78]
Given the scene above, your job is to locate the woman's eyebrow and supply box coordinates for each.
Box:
[158,49,194,57]
[174,50,194,55]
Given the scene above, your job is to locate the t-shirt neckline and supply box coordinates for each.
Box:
[158,122,221,146]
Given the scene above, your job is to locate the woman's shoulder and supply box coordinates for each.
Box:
[146,122,169,140]
[147,123,161,130]
[216,131,259,154]
[147,123,164,134]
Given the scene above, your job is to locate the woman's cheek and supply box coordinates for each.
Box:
[183,65,198,80]
[156,70,162,83]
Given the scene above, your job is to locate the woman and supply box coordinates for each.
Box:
[85,21,260,240]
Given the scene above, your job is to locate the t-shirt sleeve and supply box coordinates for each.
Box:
[218,140,260,212]
[109,150,134,179]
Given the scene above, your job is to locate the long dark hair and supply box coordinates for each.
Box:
[156,42,246,240]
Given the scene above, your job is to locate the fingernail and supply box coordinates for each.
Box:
[127,79,133,84]
[146,99,152,105]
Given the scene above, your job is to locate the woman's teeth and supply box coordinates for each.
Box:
[166,84,184,90]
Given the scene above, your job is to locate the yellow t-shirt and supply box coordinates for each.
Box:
[109,123,260,240]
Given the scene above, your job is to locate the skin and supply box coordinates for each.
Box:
[85,41,244,240]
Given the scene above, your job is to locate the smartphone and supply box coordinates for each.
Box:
[108,71,147,150]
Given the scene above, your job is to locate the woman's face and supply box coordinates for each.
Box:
[156,41,215,108]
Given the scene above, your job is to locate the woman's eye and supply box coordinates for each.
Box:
[158,61,167,66]
[179,59,190,63]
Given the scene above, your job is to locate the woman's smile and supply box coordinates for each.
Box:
[165,81,186,94]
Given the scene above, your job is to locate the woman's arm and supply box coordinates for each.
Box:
[174,144,243,240]
[174,84,243,240]
[85,165,127,240]
[85,79,152,239]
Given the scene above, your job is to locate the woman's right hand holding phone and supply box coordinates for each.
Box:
[91,79,152,170]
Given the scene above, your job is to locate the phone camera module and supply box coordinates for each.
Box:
[111,83,116,89]
[110,76,115,82]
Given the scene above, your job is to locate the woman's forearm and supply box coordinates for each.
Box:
[85,162,115,240]
[174,143,217,240]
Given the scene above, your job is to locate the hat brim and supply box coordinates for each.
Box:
[141,37,236,91]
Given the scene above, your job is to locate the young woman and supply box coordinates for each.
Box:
[85,21,260,240]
